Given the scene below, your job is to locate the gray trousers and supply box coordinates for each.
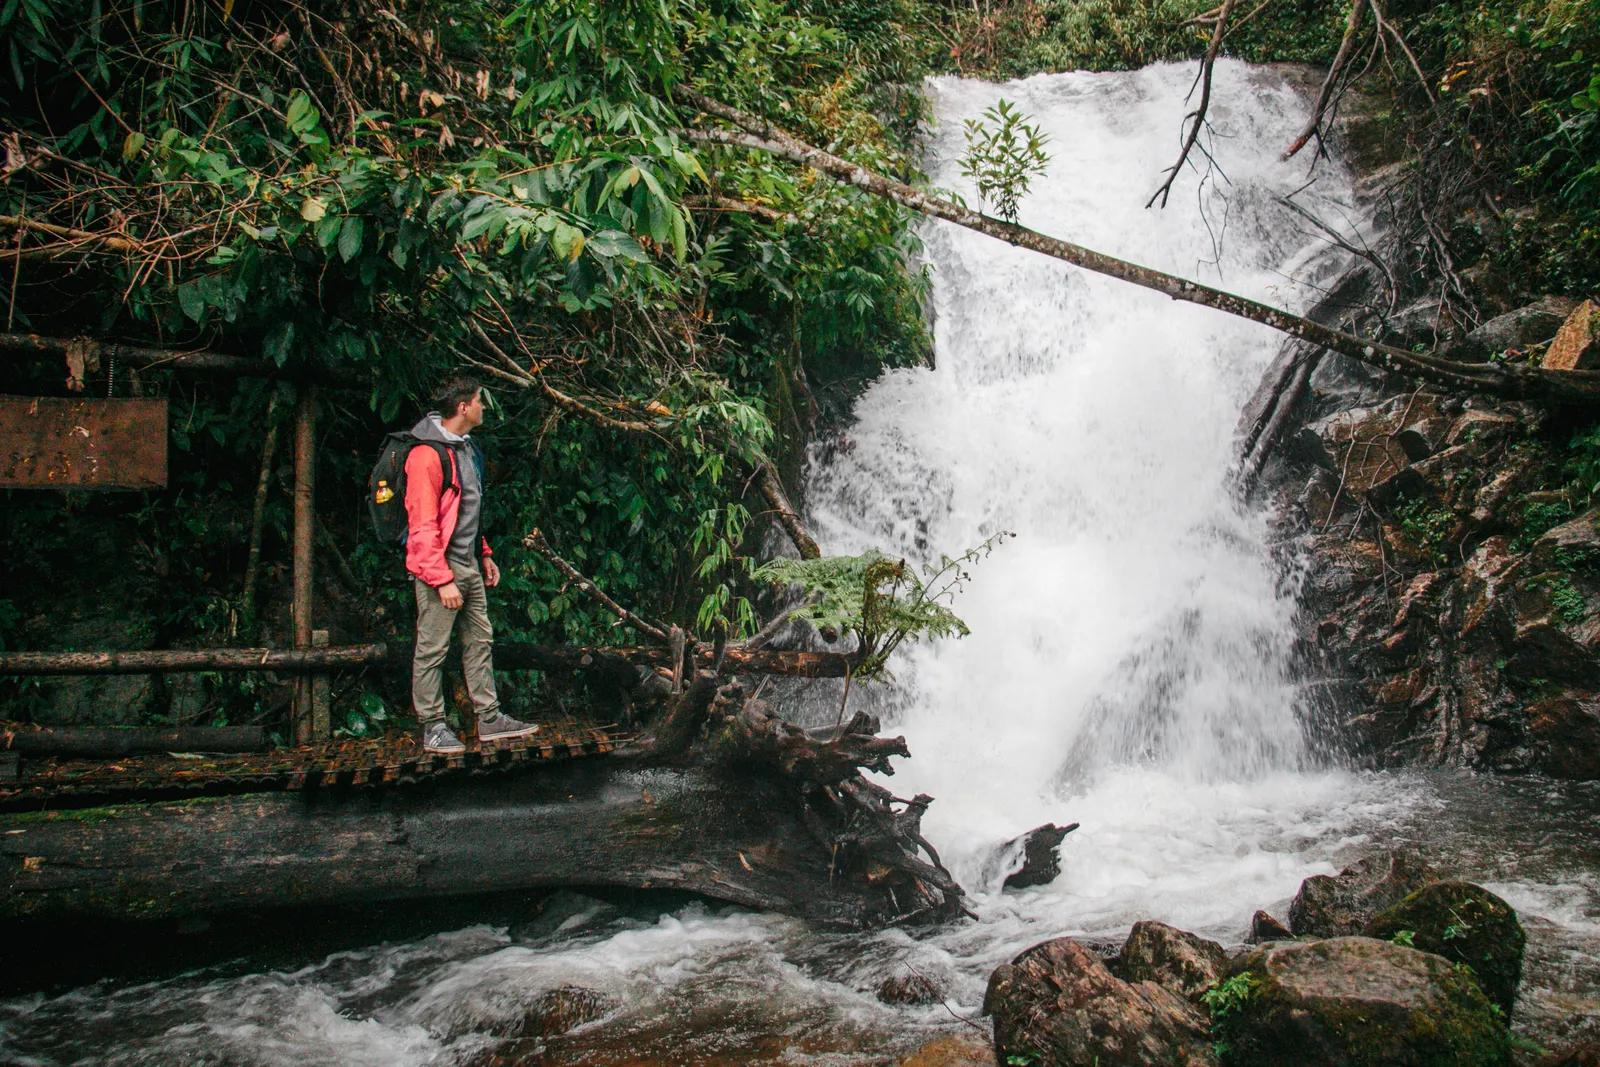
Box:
[412,558,499,727]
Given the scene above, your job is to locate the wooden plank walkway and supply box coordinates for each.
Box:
[0,724,629,812]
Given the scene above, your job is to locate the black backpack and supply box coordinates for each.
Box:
[367,432,455,544]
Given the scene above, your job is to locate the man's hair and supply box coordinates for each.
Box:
[432,374,482,418]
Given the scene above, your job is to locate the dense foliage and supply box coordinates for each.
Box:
[2,0,1594,733]
[0,0,933,727]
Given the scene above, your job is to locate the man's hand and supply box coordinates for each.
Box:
[438,581,464,610]
[482,557,501,588]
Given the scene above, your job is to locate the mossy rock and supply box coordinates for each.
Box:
[1364,881,1526,1017]
[1211,937,1511,1067]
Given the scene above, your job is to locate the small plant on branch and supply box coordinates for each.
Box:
[754,531,1012,701]
[959,100,1051,223]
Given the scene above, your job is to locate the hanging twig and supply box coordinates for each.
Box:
[1147,0,1235,210]
[1283,0,1367,161]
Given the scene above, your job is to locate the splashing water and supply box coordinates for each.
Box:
[803,63,1362,892]
[5,63,1598,1066]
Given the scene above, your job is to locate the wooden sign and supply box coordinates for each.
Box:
[0,395,168,489]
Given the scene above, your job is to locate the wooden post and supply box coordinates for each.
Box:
[291,384,317,744]
[311,629,331,739]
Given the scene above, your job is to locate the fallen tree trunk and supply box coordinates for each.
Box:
[676,87,1600,407]
[1,724,266,758]
[2,668,963,930]
[0,761,912,928]
[0,642,854,678]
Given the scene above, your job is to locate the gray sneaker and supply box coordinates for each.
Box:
[422,722,466,755]
[478,712,539,743]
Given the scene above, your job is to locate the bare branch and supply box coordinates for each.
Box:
[1147,0,1235,210]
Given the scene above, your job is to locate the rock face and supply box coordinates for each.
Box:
[1113,920,1228,1001]
[1288,852,1438,938]
[1264,317,1600,776]
[1541,300,1600,372]
[984,936,1217,1066]
[1214,937,1512,1066]
[1364,881,1527,1016]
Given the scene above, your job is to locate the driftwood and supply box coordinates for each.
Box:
[1,724,267,758]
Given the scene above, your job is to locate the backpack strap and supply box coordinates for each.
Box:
[409,440,457,496]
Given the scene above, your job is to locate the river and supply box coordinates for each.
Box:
[3,61,1597,1066]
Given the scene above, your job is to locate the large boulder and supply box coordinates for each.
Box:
[984,936,1217,1066]
[1459,295,1577,360]
[1113,920,1228,1001]
[1363,881,1527,1016]
[1212,937,1511,1066]
[1288,852,1438,937]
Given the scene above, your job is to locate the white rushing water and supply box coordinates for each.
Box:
[803,62,1365,906]
[6,63,1598,1067]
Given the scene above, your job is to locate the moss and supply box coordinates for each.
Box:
[1366,882,1527,1017]
[1214,939,1511,1066]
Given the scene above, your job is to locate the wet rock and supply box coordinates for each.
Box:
[1523,695,1600,780]
[1214,937,1512,1066]
[1529,508,1600,573]
[1444,408,1521,452]
[1363,881,1526,1016]
[500,985,617,1040]
[1460,296,1577,360]
[898,1034,996,1066]
[984,936,1216,1067]
[1541,299,1600,372]
[508,891,621,943]
[1000,822,1077,890]
[1112,920,1226,1001]
[879,971,945,1006]
[1539,1040,1600,1067]
[1288,851,1438,937]
[1249,910,1294,943]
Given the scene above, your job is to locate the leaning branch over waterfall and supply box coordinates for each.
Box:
[675,87,1600,407]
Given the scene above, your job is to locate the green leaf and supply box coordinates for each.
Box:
[177,282,206,322]
[337,215,365,262]
[121,130,145,160]
[588,229,648,262]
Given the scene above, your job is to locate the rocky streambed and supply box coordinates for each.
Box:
[976,851,1592,1067]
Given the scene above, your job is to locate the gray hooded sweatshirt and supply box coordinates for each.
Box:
[410,413,484,564]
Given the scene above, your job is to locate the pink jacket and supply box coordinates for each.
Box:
[403,445,492,587]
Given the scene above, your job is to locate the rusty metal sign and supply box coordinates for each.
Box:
[0,395,167,489]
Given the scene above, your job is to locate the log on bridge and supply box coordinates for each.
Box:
[1,683,966,931]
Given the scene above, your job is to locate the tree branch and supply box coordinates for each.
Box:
[1147,0,1235,210]
[676,86,1600,406]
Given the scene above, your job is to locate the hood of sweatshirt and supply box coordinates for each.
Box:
[410,412,470,446]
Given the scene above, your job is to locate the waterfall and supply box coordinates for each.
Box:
[803,62,1367,906]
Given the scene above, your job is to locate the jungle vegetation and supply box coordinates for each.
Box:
[0,0,1595,732]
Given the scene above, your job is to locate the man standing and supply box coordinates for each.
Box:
[405,375,536,754]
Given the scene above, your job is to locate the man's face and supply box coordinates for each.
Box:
[459,390,485,430]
